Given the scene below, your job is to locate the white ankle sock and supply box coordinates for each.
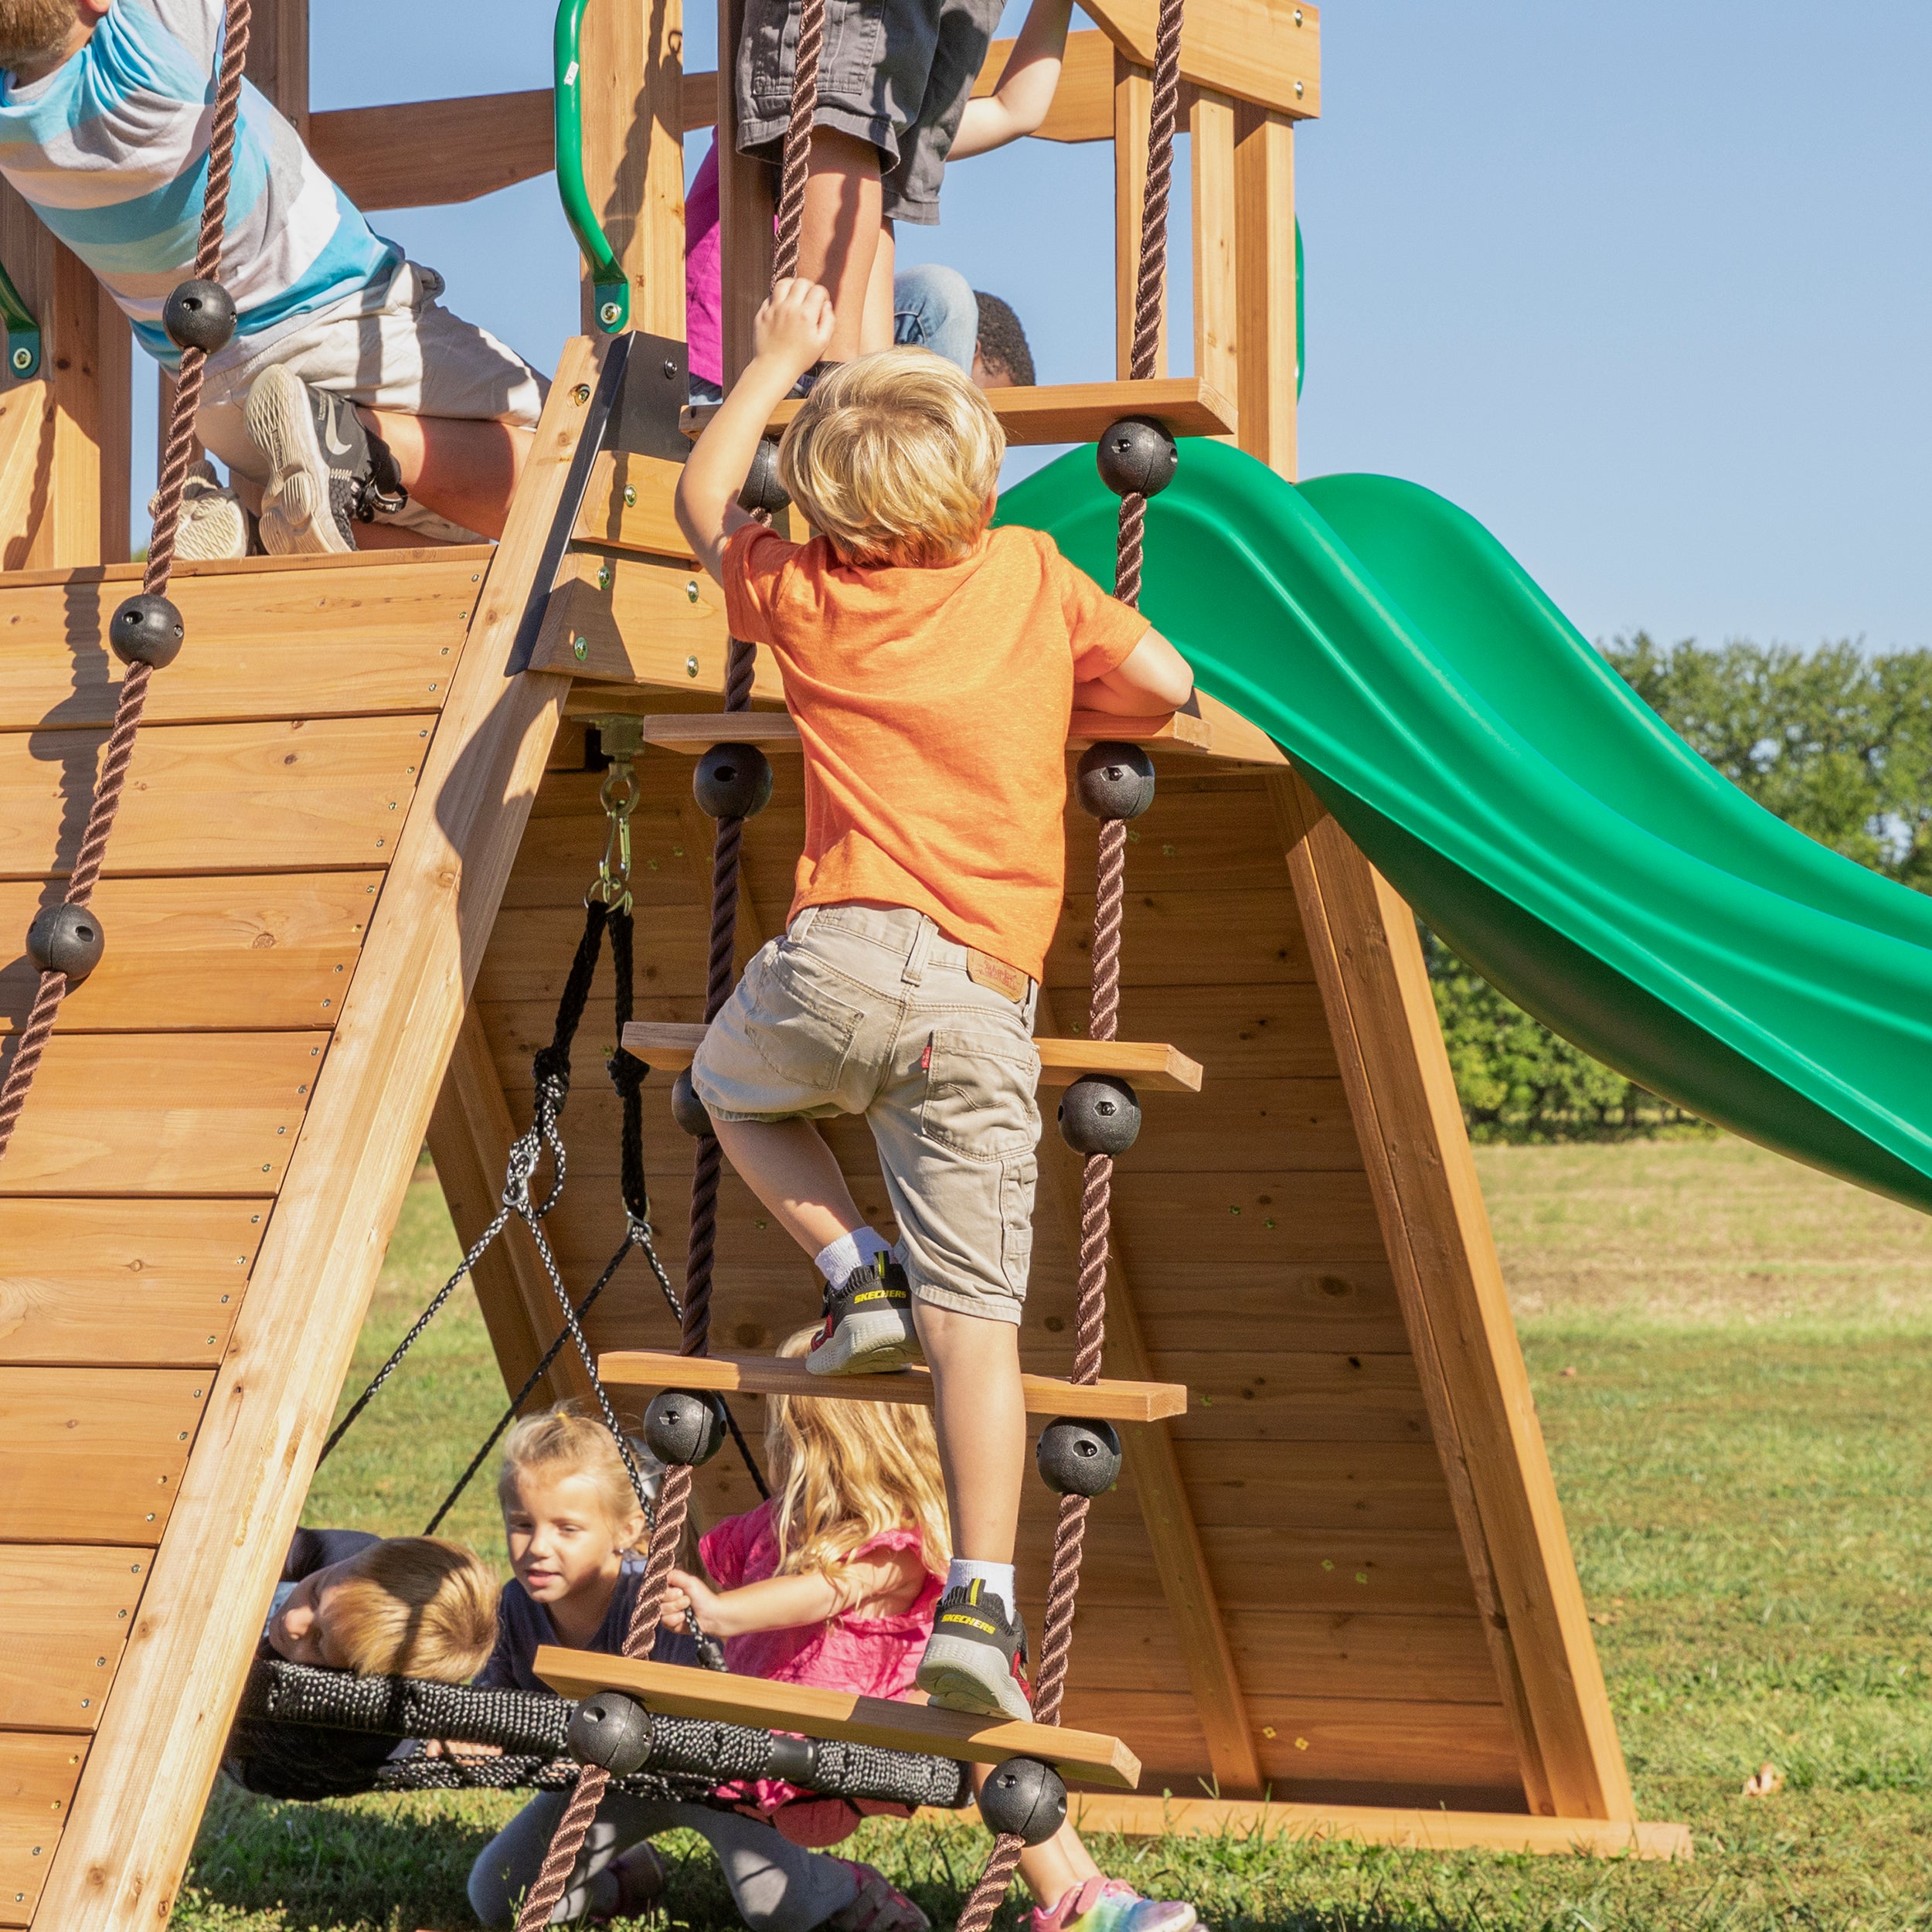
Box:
[815,1227,891,1286]
[945,1558,1016,1608]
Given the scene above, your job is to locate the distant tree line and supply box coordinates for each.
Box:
[1430,634,1932,1141]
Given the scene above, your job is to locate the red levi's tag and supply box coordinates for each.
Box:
[920,1036,933,1072]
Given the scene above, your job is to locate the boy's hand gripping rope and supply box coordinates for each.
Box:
[0,0,253,1168]
[513,0,829,1914]
[956,0,1187,1920]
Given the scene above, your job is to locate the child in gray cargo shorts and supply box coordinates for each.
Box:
[672,279,1196,1721]
[733,0,1006,366]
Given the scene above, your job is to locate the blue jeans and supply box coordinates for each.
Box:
[893,263,978,376]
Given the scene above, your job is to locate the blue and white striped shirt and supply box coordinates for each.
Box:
[0,0,400,366]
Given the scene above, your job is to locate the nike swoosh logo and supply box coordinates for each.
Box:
[323,423,355,456]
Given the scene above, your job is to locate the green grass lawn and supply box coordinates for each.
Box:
[172,1141,1932,1931]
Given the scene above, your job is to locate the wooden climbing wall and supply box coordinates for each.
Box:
[447,693,1625,1821]
[0,545,485,1927]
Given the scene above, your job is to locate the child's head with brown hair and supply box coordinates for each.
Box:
[497,1400,651,1614]
[267,1537,497,1682]
[777,347,1005,568]
[765,1327,951,1580]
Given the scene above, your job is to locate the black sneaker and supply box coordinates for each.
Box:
[246,367,407,555]
[917,1583,1032,1721]
[804,1253,922,1376]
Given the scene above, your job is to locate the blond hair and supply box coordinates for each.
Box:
[778,349,1004,567]
[325,1538,498,1682]
[765,1327,951,1580]
[498,1402,648,1550]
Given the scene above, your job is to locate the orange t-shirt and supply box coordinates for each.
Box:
[722,522,1149,981]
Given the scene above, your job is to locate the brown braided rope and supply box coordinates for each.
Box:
[512,5,818,1921]
[956,0,1184,1920]
[0,0,252,1168]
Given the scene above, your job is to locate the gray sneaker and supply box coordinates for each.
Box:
[916,1583,1033,1722]
[245,366,406,555]
[804,1254,923,1376]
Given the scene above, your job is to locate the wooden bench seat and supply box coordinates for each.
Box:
[596,1349,1187,1423]
[621,1022,1203,1094]
[533,1648,1141,1787]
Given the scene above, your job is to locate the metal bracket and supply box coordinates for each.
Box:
[608,332,692,465]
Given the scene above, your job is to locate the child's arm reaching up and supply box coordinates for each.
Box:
[948,0,1075,158]
[661,1549,927,1638]
[675,278,835,585]
[1076,628,1196,716]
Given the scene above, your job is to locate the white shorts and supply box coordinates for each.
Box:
[195,260,549,546]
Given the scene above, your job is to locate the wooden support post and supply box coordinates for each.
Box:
[1034,985,1263,1798]
[1189,90,1238,417]
[428,1002,587,1413]
[1113,53,1166,378]
[1233,104,1296,478]
[1267,772,1636,1823]
[580,0,687,337]
[0,185,127,568]
[245,0,310,134]
[717,0,776,381]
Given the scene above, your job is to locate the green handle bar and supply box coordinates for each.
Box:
[0,256,40,379]
[554,0,631,333]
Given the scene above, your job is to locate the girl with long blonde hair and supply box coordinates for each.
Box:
[663,1334,1199,1932]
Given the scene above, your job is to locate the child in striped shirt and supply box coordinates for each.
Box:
[0,0,546,557]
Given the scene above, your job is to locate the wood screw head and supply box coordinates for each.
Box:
[624,485,637,507]
[572,383,591,404]
[573,636,588,661]
[685,655,699,677]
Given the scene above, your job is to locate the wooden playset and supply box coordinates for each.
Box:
[0,2,1689,1928]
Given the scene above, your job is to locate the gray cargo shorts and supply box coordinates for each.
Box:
[734,0,1005,223]
[692,904,1041,1323]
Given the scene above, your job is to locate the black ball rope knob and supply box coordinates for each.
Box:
[162,277,236,355]
[1096,416,1178,499]
[26,902,105,983]
[1036,1417,1123,1498]
[978,1757,1067,1846]
[109,593,185,670]
[694,742,774,821]
[1057,1073,1141,1158]
[566,1689,655,1775]
[1073,742,1156,822]
[643,1388,729,1467]
[739,437,791,515]
[670,1068,713,1139]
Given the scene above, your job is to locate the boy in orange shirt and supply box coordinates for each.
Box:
[674,281,1193,1719]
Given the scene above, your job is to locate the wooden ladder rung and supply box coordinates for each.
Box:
[621,1022,1203,1094]
[607,709,1216,754]
[596,1349,1188,1423]
[679,376,1236,449]
[534,1649,1142,1787]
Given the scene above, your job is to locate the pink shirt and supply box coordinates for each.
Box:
[699,1498,943,1843]
[686,138,723,387]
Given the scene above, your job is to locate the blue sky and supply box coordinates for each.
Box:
[129,1,1932,651]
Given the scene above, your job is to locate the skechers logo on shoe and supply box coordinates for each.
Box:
[938,1611,1000,1638]
[849,1285,910,1309]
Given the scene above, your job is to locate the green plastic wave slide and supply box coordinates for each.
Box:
[998,441,1932,1216]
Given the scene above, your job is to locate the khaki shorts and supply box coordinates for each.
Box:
[692,904,1041,1324]
[195,261,549,545]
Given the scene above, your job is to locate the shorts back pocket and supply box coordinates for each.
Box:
[920,1027,1040,1160]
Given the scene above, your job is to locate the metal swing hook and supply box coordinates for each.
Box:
[587,716,645,915]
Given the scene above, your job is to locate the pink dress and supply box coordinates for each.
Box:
[699,1498,943,1845]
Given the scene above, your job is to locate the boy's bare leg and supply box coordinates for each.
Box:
[795,128,883,363]
[355,408,532,541]
[913,1302,1025,1563]
[712,1117,867,1255]
[862,224,896,355]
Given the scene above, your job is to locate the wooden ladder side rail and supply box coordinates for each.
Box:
[1032,983,1264,1798]
[1267,770,1638,1825]
[1057,1795,1692,1860]
[597,1350,1187,1424]
[427,1001,594,1413]
[534,1650,1142,1789]
[32,338,609,1932]
[621,1022,1204,1094]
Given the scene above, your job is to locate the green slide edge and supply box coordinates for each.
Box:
[996,440,1932,1216]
